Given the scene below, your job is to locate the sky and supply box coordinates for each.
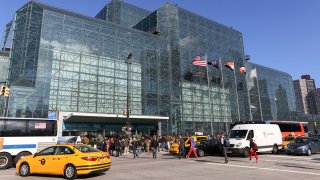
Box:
[0,0,319,87]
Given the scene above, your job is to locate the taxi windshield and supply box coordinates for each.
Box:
[75,145,100,153]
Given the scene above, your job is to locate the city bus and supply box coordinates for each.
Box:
[0,117,59,169]
[268,121,308,138]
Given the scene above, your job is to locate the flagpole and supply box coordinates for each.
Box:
[233,64,241,122]
[205,54,214,136]
[255,68,264,121]
[246,69,253,121]
[219,58,228,135]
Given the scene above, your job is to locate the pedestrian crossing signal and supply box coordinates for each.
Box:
[122,109,127,116]
[0,85,10,97]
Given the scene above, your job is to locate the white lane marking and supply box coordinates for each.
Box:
[204,162,320,176]
[262,154,312,160]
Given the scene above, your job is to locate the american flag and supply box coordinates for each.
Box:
[192,55,207,67]
[35,123,46,129]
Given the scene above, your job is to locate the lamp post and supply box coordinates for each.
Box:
[125,52,133,137]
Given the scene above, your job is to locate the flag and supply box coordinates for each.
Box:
[208,59,220,69]
[239,67,246,74]
[192,55,207,67]
[224,61,234,70]
[249,68,257,78]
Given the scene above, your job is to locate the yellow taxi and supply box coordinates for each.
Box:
[281,135,296,150]
[169,136,208,154]
[16,144,111,179]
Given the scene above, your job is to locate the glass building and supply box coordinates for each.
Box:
[95,0,151,28]
[246,62,296,121]
[134,3,249,135]
[1,0,299,135]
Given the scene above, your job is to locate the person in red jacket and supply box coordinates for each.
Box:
[187,137,198,158]
[249,138,258,163]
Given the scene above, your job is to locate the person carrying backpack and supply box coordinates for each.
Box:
[249,138,258,163]
[221,134,229,163]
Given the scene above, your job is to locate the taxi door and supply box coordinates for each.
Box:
[53,146,76,174]
[30,146,57,174]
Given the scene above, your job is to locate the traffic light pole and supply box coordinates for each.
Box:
[126,53,133,137]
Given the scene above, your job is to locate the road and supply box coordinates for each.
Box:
[1,151,320,180]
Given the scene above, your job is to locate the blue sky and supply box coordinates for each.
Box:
[1,0,319,87]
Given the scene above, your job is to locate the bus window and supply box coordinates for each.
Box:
[277,124,301,132]
[0,120,4,136]
[28,120,48,136]
[303,124,308,133]
[5,120,27,136]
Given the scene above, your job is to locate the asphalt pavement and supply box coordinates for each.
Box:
[1,151,320,180]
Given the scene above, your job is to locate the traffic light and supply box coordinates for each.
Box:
[4,86,10,97]
[0,86,5,96]
[0,85,9,97]
[129,109,132,114]
[122,109,127,116]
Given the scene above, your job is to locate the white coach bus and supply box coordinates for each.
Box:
[0,117,59,169]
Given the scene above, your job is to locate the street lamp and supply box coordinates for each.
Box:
[125,52,133,137]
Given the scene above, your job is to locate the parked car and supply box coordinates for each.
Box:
[196,139,222,157]
[16,144,111,179]
[286,137,320,156]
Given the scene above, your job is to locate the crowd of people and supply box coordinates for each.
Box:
[81,135,178,158]
[80,133,259,163]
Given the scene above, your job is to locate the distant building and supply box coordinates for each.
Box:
[0,49,10,82]
[293,75,318,115]
[316,88,320,115]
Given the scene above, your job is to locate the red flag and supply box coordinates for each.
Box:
[224,61,234,70]
[239,67,246,74]
[192,55,207,67]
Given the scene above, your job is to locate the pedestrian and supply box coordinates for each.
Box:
[132,138,139,158]
[187,136,198,158]
[249,138,258,163]
[115,139,122,157]
[221,134,229,163]
[151,136,159,159]
[178,135,185,159]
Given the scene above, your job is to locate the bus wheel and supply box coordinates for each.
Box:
[14,152,32,166]
[0,152,13,169]
[272,145,278,154]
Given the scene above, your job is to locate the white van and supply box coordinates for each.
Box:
[228,124,282,157]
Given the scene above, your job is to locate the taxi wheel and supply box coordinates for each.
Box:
[19,162,30,177]
[64,164,77,180]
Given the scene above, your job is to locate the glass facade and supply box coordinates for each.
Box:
[134,4,249,135]
[246,63,296,121]
[95,0,151,28]
[6,2,170,123]
[2,1,299,135]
